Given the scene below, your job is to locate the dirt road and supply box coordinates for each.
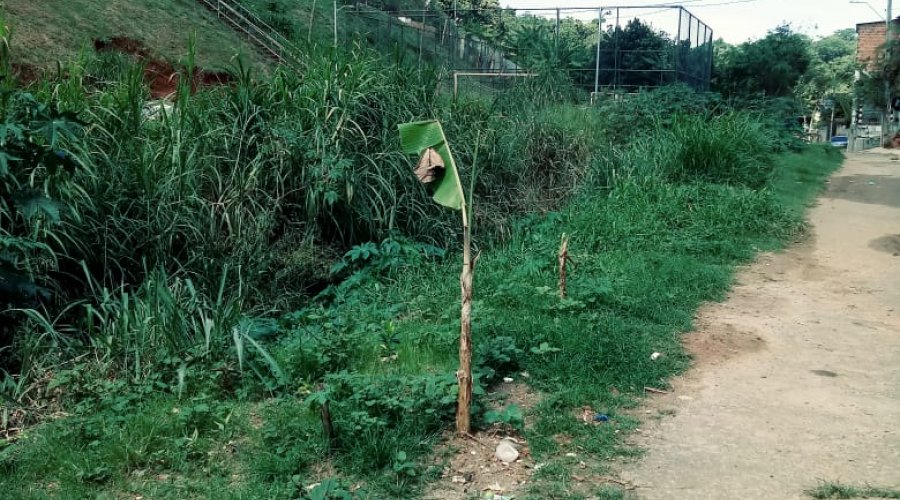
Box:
[619,152,900,499]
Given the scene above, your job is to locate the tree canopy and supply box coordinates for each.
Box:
[713,25,812,97]
[795,29,856,122]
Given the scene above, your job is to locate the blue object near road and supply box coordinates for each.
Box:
[593,414,609,422]
[830,135,848,148]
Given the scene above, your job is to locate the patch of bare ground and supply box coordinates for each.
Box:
[424,382,541,499]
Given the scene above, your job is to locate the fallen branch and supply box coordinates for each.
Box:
[599,476,635,489]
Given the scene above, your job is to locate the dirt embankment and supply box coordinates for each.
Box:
[11,36,234,99]
[93,36,233,98]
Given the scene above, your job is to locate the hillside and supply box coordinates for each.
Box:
[237,0,426,45]
[3,0,269,70]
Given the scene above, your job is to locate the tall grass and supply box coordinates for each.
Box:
[601,111,784,189]
[17,44,597,308]
[1,41,598,404]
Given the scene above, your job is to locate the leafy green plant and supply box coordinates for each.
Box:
[330,237,446,279]
[0,90,84,308]
[530,342,562,355]
[378,321,401,356]
[276,305,377,383]
[304,478,354,500]
[475,335,522,384]
[391,450,419,478]
[483,404,524,430]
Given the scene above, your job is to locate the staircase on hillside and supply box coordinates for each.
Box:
[195,0,302,67]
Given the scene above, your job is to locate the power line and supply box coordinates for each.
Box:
[661,0,723,4]
[680,0,759,7]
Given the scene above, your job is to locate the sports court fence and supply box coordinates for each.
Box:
[344,4,714,98]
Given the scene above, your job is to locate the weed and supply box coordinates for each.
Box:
[483,404,524,430]
[808,482,900,499]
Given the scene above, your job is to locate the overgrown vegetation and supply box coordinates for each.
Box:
[0,5,845,498]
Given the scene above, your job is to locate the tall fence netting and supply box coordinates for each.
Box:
[341,4,714,99]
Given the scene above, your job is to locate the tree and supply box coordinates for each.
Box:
[795,29,857,133]
[714,24,812,97]
[606,19,672,88]
[434,0,502,31]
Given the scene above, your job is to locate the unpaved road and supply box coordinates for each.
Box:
[619,152,900,499]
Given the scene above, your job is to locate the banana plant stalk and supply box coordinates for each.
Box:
[398,120,474,435]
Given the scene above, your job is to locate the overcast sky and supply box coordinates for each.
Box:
[498,0,889,43]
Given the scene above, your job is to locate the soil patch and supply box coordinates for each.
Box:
[424,382,542,499]
[681,319,766,368]
[93,36,233,98]
[9,63,41,84]
[425,431,534,500]
[869,234,900,255]
[824,174,900,209]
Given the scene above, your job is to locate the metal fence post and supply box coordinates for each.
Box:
[614,8,620,90]
[594,8,602,96]
[675,7,682,83]
[706,28,714,91]
[685,15,694,86]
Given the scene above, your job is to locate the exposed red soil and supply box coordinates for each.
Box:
[9,63,41,85]
[93,36,233,98]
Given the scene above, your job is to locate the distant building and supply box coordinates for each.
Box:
[853,19,900,145]
[856,19,900,68]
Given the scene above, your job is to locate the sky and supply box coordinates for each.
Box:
[498,0,889,43]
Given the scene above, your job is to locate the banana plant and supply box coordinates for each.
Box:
[398,120,476,435]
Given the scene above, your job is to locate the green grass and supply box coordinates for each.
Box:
[809,482,900,499]
[3,0,268,69]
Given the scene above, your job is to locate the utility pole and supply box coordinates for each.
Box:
[828,62,837,141]
[594,8,602,97]
[851,70,860,152]
[884,0,894,146]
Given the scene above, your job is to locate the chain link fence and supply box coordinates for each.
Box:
[344,4,714,98]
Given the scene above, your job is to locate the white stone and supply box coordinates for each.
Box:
[495,440,519,463]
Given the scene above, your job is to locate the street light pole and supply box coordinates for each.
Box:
[885,0,894,146]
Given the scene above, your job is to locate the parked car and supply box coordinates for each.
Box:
[830,135,849,148]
